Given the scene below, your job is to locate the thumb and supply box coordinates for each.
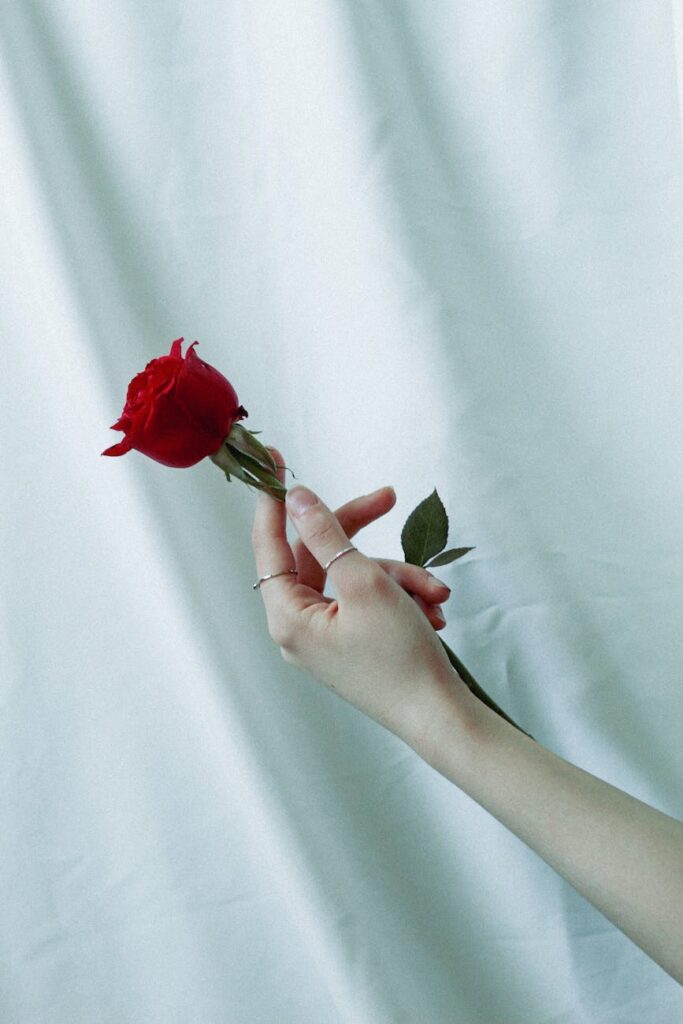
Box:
[285,484,368,595]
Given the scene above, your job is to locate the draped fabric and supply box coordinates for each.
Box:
[2,2,682,1020]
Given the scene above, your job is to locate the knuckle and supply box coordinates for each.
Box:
[370,563,392,590]
[371,556,391,574]
[308,515,339,548]
[354,562,392,598]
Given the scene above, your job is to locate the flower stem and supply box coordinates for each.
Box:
[439,638,535,741]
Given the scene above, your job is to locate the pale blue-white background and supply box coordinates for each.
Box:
[1,2,682,1021]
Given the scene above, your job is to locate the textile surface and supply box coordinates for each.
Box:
[1,2,682,1021]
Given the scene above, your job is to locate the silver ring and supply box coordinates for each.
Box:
[253,544,357,591]
[253,568,298,591]
[322,544,357,572]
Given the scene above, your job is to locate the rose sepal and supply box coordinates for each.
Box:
[209,426,288,502]
[225,423,280,475]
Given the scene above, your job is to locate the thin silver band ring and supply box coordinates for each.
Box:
[253,544,357,590]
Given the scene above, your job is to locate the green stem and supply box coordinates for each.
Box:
[439,638,535,741]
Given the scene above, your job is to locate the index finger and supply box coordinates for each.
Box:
[251,447,296,584]
[250,448,315,638]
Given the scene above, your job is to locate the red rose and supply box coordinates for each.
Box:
[101,337,248,468]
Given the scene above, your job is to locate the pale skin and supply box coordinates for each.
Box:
[251,448,683,986]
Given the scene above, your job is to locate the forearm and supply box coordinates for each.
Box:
[413,684,683,985]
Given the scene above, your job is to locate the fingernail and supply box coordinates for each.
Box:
[434,608,446,625]
[429,575,451,593]
[286,485,319,516]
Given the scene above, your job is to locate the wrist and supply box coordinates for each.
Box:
[401,666,486,772]
[413,678,537,795]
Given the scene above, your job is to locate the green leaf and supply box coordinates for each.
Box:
[400,488,449,567]
[424,546,475,568]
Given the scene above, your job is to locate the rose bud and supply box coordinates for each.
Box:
[102,337,287,500]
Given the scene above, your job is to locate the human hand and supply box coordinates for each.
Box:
[259,449,452,629]
[250,448,472,750]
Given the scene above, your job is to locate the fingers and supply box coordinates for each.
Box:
[251,448,303,638]
[293,486,396,592]
[251,448,365,647]
[334,486,396,537]
[284,484,375,600]
[373,558,451,605]
[374,558,450,630]
[250,449,451,646]
[251,448,293,584]
[411,592,447,631]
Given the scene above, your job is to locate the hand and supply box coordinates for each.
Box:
[263,456,451,631]
[250,448,472,750]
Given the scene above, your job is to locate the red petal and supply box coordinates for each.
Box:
[101,437,134,457]
[170,337,184,358]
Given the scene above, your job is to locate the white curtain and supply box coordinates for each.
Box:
[2,2,682,1020]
